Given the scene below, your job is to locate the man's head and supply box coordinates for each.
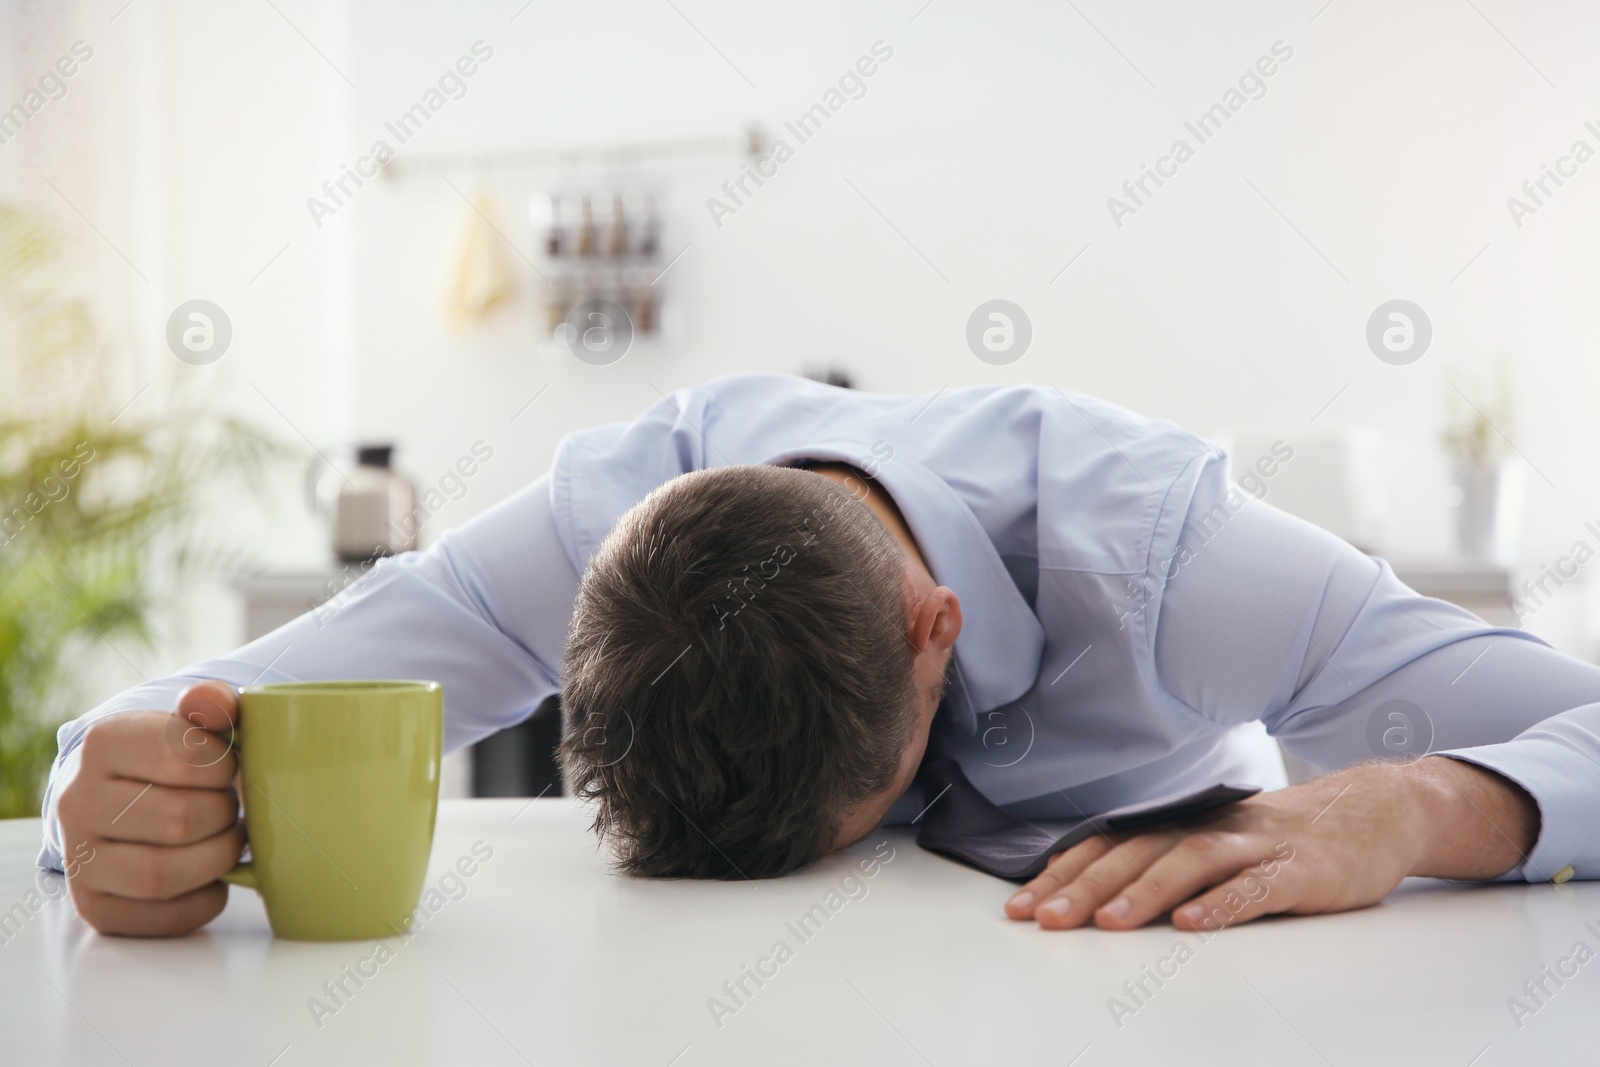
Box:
[558,463,960,879]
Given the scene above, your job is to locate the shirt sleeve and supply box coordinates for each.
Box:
[37,474,578,872]
[1152,455,1600,884]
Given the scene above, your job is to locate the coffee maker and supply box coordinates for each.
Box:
[309,444,419,563]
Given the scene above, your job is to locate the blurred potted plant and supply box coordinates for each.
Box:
[1440,364,1520,563]
[0,203,281,819]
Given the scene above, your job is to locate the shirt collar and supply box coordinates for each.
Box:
[759,443,1046,737]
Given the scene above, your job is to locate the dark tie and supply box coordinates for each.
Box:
[912,755,1260,882]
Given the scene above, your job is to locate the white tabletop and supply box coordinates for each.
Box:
[2,799,1594,1065]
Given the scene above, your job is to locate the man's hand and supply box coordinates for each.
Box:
[1004,756,1540,932]
[55,681,245,937]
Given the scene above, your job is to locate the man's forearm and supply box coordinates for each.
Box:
[1406,756,1541,881]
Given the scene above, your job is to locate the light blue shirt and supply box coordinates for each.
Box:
[39,374,1600,883]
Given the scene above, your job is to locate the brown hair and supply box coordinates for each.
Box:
[558,464,916,878]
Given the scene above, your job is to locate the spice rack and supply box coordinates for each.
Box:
[531,189,665,339]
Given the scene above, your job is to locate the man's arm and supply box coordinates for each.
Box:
[1005,751,1541,932]
[45,474,576,935]
[1408,755,1540,880]
[1008,457,1600,929]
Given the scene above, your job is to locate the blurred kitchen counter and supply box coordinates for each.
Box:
[1388,558,1516,627]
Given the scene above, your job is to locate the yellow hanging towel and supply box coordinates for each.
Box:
[436,189,516,331]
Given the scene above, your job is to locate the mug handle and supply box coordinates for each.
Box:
[221,862,257,890]
[214,722,254,890]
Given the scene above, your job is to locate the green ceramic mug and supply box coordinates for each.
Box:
[222,680,443,941]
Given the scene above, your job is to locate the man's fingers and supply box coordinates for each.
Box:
[90,779,239,846]
[73,825,245,901]
[81,709,237,789]
[1006,836,1113,919]
[55,685,243,939]
[1171,865,1295,933]
[168,681,240,773]
[1031,833,1180,930]
[69,880,230,938]
[1088,829,1270,930]
[175,680,240,734]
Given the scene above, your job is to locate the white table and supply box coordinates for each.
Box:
[2,800,1594,1065]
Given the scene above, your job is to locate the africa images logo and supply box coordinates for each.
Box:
[705,41,894,229]
[305,41,494,229]
[166,300,232,366]
[1105,40,1294,229]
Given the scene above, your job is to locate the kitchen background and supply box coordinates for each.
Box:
[3,0,1599,800]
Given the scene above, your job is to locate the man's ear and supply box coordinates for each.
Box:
[907,585,962,655]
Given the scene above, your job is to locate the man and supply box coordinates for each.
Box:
[40,374,1600,937]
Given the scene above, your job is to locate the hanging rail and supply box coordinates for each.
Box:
[379,124,764,179]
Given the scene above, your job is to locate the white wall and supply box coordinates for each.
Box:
[7,0,1600,705]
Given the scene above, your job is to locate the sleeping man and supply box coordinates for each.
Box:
[40,373,1600,936]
